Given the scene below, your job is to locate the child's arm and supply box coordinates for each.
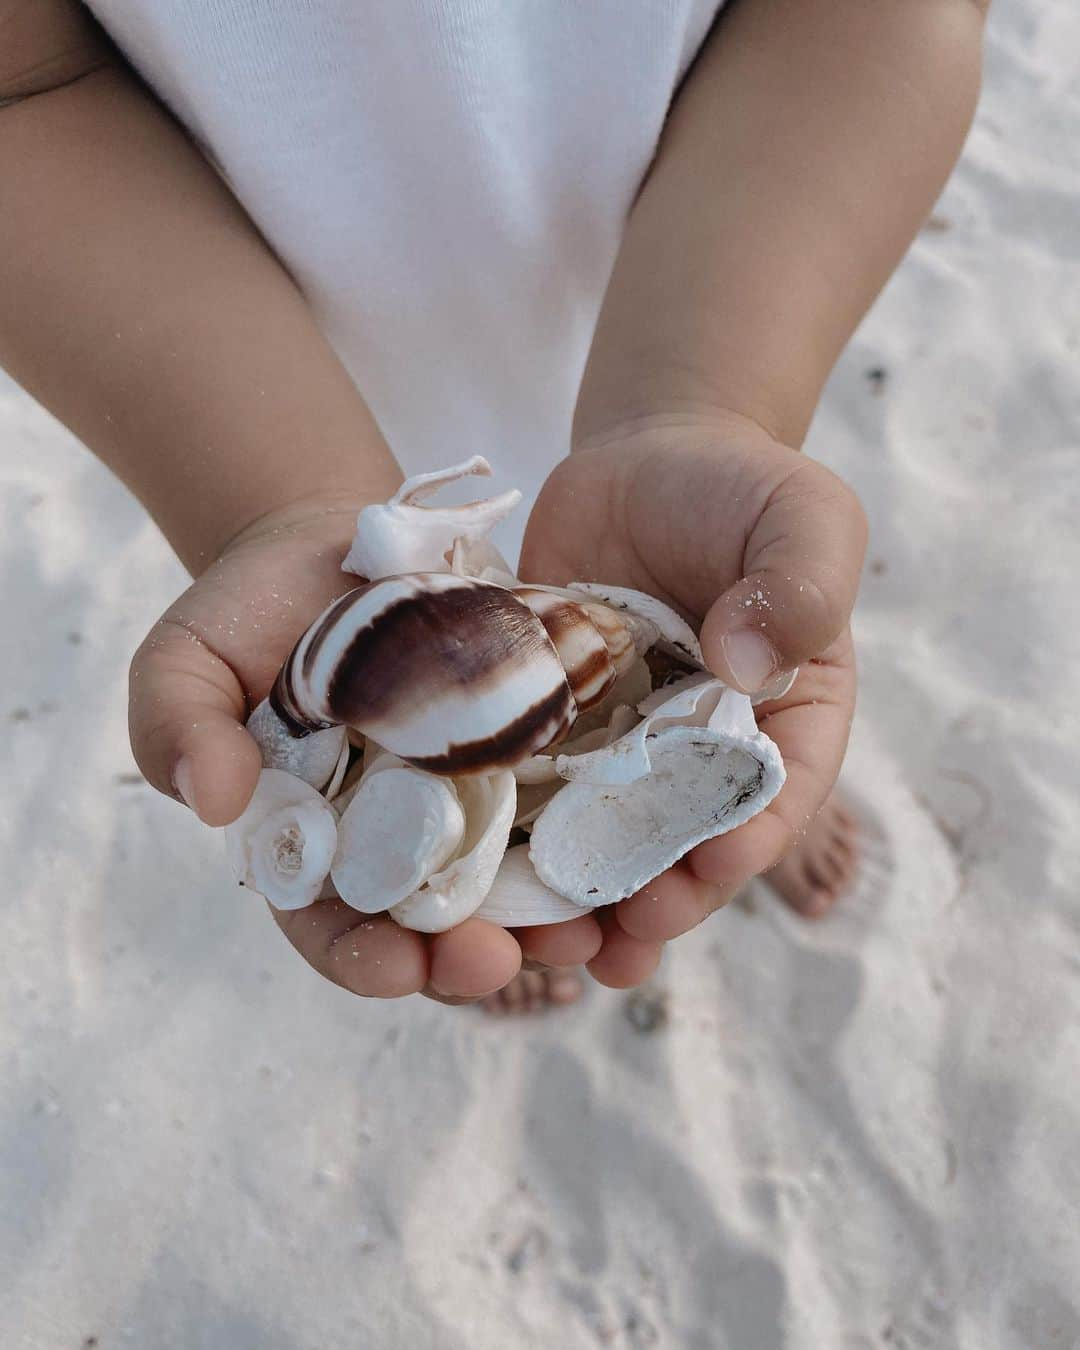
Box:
[576,0,987,451]
[522,0,986,952]
[1,6,543,1003]
[0,1,401,576]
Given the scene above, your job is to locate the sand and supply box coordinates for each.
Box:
[2,0,1079,1345]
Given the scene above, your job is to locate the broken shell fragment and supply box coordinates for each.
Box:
[342,455,522,580]
[226,769,339,910]
[246,698,348,791]
[449,532,519,589]
[554,675,726,786]
[529,681,784,906]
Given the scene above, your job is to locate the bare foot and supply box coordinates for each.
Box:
[764,794,859,918]
[481,967,585,1015]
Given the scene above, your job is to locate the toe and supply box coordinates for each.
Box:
[816,846,848,887]
[801,886,840,919]
[546,971,585,1006]
[480,967,586,1015]
[517,970,543,1012]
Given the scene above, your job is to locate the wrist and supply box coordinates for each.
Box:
[572,361,819,455]
[199,477,402,576]
[571,399,791,463]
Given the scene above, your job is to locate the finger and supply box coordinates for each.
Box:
[425,918,522,1000]
[586,909,664,989]
[129,617,262,825]
[272,900,429,998]
[690,654,855,887]
[614,863,733,942]
[514,915,603,968]
[700,458,867,692]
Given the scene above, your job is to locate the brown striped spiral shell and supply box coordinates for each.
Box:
[269,572,642,775]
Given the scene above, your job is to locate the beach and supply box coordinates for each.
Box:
[2,0,1079,1344]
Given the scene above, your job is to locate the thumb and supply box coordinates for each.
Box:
[700,458,867,693]
[129,617,263,826]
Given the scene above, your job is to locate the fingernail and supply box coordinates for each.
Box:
[172,756,197,813]
[720,630,778,693]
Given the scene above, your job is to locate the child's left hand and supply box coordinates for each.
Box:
[519,409,866,981]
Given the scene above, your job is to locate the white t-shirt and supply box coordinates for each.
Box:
[85,1,725,552]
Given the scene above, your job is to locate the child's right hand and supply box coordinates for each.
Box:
[128,497,606,1004]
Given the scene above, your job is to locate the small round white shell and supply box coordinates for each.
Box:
[332,765,466,913]
[226,769,339,910]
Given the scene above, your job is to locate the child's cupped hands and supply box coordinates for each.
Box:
[129,410,865,1005]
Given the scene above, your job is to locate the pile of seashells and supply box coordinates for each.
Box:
[225,457,789,931]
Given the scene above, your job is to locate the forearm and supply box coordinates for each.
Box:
[0,18,398,574]
[575,0,987,450]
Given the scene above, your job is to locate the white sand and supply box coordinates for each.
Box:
[3,2,1079,1345]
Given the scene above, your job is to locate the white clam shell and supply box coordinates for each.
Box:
[472,845,586,927]
[246,697,348,790]
[342,455,522,580]
[332,765,466,913]
[529,681,784,906]
[226,769,339,910]
[389,769,517,933]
